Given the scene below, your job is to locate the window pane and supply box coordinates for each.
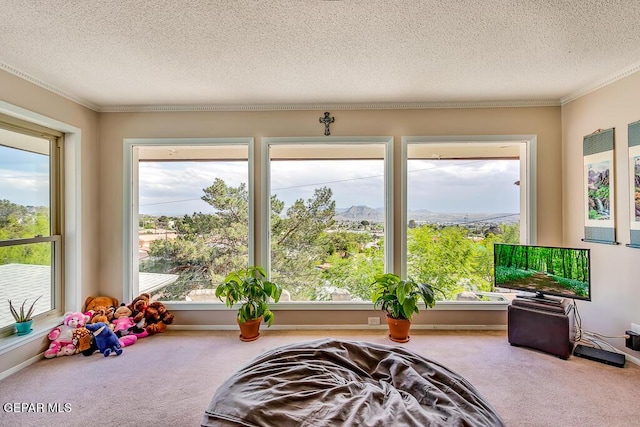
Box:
[0,129,51,239]
[270,156,385,302]
[0,242,53,329]
[406,158,520,301]
[137,154,249,302]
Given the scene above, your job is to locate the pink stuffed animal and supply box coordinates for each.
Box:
[111,304,148,339]
[44,311,90,358]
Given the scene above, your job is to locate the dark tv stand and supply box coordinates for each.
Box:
[516,292,563,305]
[508,298,575,359]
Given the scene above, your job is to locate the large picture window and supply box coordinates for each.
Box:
[126,140,252,302]
[0,117,63,333]
[124,135,534,309]
[403,138,534,301]
[264,138,393,303]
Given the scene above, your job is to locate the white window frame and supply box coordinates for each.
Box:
[261,136,394,305]
[123,137,254,304]
[401,135,537,279]
[0,100,82,351]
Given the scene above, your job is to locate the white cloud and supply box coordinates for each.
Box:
[0,169,49,207]
[136,158,519,215]
[407,160,519,212]
[271,160,384,208]
[138,161,248,215]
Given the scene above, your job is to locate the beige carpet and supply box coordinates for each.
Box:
[1,329,639,426]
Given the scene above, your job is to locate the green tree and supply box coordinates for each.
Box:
[407,225,478,299]
[321,241,384,301]
[144,181,339,302]
[270,187,336,300]
[0,200,51,266]
[498,223,520,244]
[143,179,251,300]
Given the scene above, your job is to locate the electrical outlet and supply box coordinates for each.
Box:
[632,323,640,334]
[626,330,640,351]
[368,317,380,326]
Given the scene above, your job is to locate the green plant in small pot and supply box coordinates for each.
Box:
[215,266,282,342]
[8,296,42,336]
[371,273,438,343]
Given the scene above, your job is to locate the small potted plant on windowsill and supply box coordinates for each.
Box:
[215,266,283,342]
[8,296,41,336]
[371,273,439,343]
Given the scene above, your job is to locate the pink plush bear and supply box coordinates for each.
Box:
[44,311,90,358]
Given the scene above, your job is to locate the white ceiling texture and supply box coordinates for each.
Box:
[2,0,640,111]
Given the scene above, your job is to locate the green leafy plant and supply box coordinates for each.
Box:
[8,296,41,323]
[215,266,282,326]
[371,273,438,320]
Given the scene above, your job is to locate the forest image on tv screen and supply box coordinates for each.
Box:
[494,244,590,300]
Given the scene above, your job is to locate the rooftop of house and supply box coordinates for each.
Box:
[0,264,176,327]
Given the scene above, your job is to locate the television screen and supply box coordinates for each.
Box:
[493,243,591,301]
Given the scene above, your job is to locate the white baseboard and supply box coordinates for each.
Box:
[621,350,640,366]
[169,324,507,331]
[0,352,43,381]
[168,325,640,366]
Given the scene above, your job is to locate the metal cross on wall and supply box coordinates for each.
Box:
[319,112,335,136]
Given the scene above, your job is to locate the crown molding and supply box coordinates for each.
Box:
[561,60,640,105]
[99,99,560,113]
[0,62,100,112]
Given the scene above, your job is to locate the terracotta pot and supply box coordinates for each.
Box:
[238,316,263,342]
[386,315,411,343]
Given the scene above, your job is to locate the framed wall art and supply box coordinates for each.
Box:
[628,120,640,248]
[582,128,617,244]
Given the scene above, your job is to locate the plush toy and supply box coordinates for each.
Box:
[112,304,148,338]
[85,322,123,357]
[81,331,136,357]
[144,301,175,335]
[83,295,119,313]
[90,305,110,325]
[118,335,137,347]
[128,293,150,328]
[72,327,93,354]
[44,312,90,358]
[105,305,116,322]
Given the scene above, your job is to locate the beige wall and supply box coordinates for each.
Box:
[562,71,640,357]
[99,107,562,326]
[0,69,100,374]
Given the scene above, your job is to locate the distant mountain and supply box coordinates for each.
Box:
[335,205,518,224]
[335,205,382,221]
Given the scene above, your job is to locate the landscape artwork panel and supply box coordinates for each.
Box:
[635,155,640,222]
[586,159,611,221]
[628,145,640,232]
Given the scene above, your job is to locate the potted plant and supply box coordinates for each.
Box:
[8,296,41,336]
[215,266,282,341]
[371,273,438,343]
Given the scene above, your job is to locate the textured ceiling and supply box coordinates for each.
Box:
[2,0,640,111]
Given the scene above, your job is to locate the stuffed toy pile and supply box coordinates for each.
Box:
[43,294,174,359]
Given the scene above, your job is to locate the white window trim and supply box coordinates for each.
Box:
[0,100,82,351]
[123,137,254,303]
[401,135,537,278]
[261,136,394,281]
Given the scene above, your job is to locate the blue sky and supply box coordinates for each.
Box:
[0,146,49,207]
[137,159,520,216]
[0,147,519,216]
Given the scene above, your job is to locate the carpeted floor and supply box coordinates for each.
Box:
[1,329,639,426]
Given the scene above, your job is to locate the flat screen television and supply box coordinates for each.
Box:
[493,243,591,301]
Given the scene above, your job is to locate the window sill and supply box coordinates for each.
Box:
[0,317,62,356]
[165,298,509,312]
